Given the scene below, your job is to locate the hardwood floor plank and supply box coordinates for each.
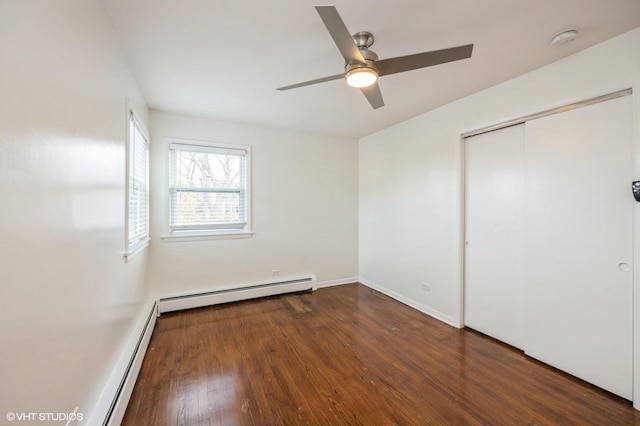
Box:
[123,284,640,425]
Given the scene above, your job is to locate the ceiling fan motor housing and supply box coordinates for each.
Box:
[345,61,377,76]
[353,31,375,48]
[347,31,378,73]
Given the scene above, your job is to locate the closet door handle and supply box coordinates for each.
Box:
[618,262,631,272]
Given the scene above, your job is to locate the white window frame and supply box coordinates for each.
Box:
[124,102,150,260]
[162,138,252,242]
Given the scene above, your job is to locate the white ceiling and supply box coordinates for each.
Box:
[101,0,640,139]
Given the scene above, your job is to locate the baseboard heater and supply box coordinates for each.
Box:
[158,275,317,314]
[100,300,158,426]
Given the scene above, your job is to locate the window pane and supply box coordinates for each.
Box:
[128,115,148,248]
[170,190,242,226]
[168,142,249,234]
[174,151,241,189]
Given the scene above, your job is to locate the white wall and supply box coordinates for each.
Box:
[0,0,149,421]
[147,111,358,296]
[359,27,640,326]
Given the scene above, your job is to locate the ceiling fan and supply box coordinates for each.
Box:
[277,5,474,109]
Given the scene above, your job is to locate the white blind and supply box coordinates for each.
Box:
[169,142,247,232]
[128,112,149,250]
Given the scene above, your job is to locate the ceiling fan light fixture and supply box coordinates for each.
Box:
[345,67,378,88]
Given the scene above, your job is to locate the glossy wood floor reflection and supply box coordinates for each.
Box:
[123,284,640,425]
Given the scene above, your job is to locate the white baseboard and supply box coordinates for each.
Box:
[359,277,456,327]
[316,277,359,288]
[87,300,158,426]
[158,275,317,314]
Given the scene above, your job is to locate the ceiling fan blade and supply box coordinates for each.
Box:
[376,44,473,77]
[277,73,345,91]
[360,82,384,109]
[315,5,366,65]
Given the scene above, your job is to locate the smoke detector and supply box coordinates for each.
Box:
[551,29,578,47]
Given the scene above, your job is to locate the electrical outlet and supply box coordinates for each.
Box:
[271,270,281,277]
[421,283,431,292]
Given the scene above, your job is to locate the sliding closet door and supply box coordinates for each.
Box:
[464,124,525,349]
[524,95,633,399]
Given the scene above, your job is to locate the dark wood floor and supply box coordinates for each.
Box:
[123,283,640,425]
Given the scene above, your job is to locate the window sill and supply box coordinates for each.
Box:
[160,232,253,243]
[123,238,150,263]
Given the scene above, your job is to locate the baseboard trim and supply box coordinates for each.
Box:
[87,300,157,426]
[316,277,359,288]
[359,277,456,327]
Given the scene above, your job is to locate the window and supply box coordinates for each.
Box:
[167,140,251,238]
[125,107,149,258]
